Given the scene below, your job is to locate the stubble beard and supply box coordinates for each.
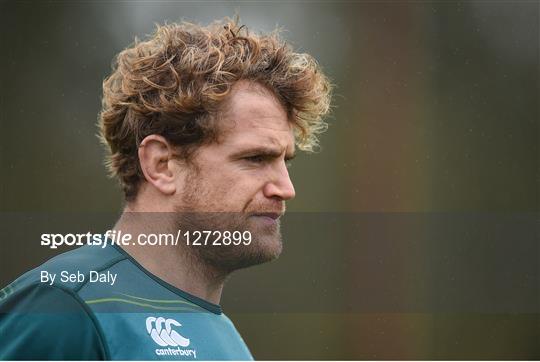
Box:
[173,167,283,275]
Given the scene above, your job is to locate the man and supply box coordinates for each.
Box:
[0,18,331,360]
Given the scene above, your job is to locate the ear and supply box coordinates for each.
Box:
[138,135,177,196]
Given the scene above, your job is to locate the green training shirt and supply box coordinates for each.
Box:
[0,244,253,360]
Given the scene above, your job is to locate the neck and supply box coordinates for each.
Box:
[113,209,226,305]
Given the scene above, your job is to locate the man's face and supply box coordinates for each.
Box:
[174,81,296,272]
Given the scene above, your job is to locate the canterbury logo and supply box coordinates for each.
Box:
[146,317,190,347]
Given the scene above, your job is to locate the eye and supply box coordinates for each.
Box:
[244,155,266,163]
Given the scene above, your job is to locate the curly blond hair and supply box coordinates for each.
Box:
[98,17,332,201]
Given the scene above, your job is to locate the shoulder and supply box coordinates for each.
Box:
[0,245,124,360]
[0,282,109,359]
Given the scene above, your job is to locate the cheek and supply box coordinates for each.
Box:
[212,169,267,207]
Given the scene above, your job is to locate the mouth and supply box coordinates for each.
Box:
[250,212,282,220]
[248,212,283,225]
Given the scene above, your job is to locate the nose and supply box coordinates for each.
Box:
[262,162,296,201]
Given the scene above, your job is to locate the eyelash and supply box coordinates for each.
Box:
[245,155,267,163]
[244,155,293,168]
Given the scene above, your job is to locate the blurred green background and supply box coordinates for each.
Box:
[1,1,538,359]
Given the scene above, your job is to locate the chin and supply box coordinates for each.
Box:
[253,232,283,260]
[197,227,283,273]
[245,218,283,261]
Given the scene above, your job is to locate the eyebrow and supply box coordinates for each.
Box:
[230,146,296,160]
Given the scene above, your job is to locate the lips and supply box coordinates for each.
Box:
[249,212,282,220]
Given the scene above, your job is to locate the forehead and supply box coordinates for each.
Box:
[219,82,294,149]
